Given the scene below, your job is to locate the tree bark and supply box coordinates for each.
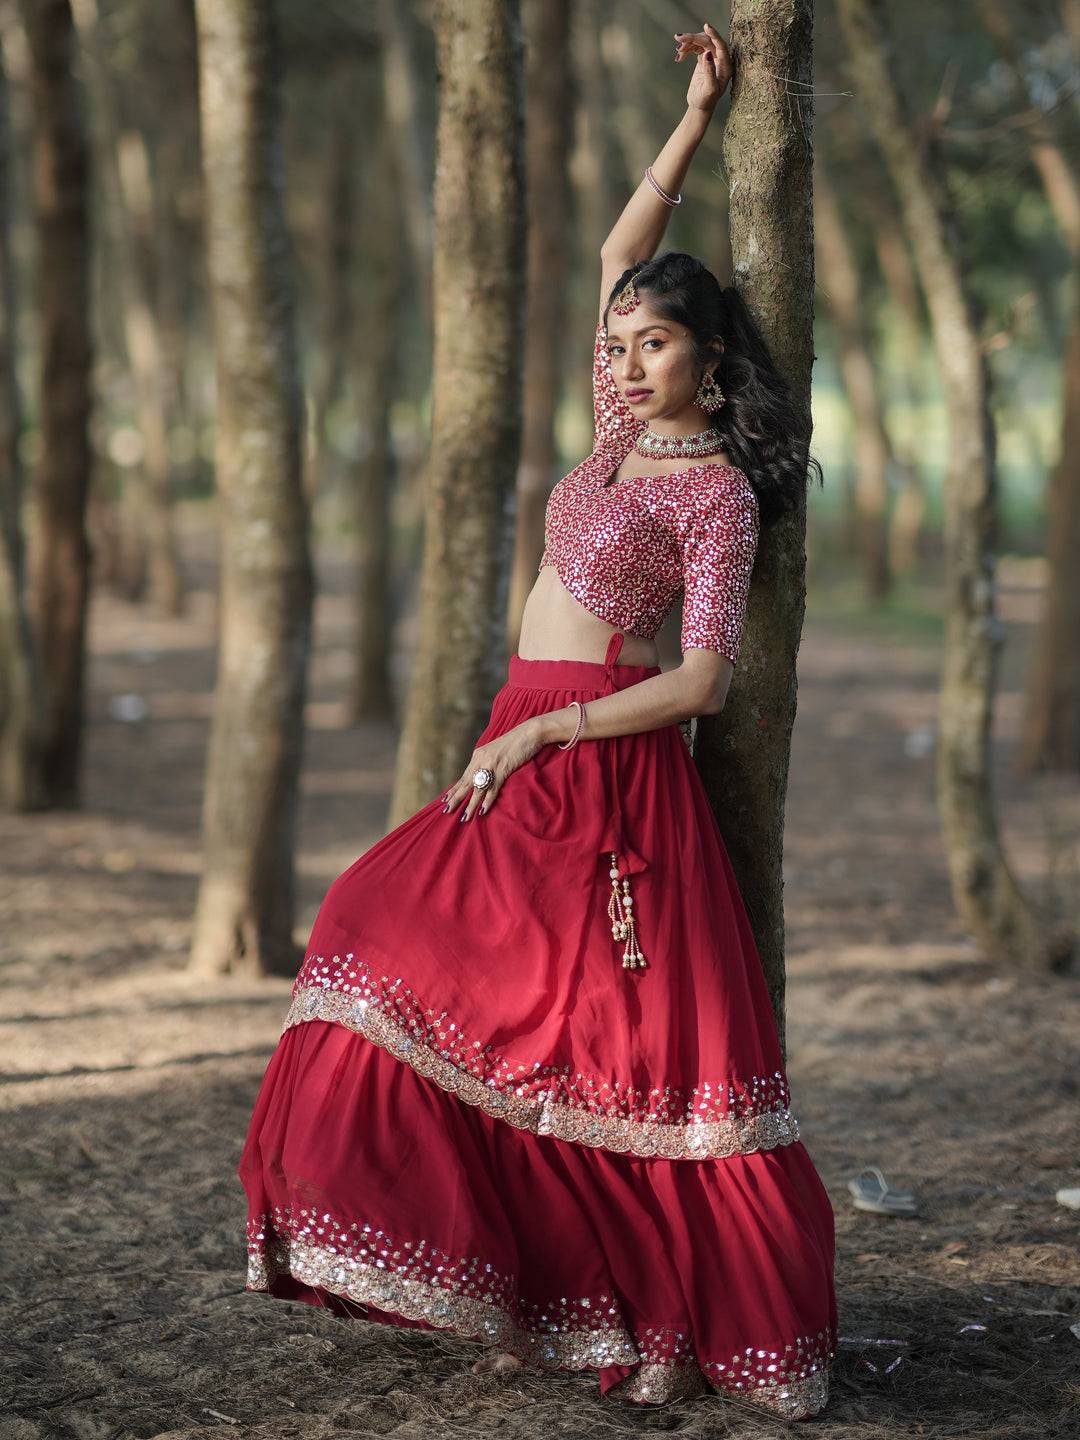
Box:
[23,0,92,808]
[0,26,45,811]
[388,0,525,826]
[694,0,816,1050]
[837,0,1044,967]
[814,151,890,599]
[506,0,571,654]
[188,0,313,977]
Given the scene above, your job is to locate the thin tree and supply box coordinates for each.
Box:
[388,0,525,825]
[815,149,891,599]
[188,0,313,977]
[0,24,43,811]
[72,0,185,615]
[837,0,1046,967]
[506,0,572,653]
[23,0,92,808]
[975,0,1080,774]
[350,53,399,721]
[694,0,816,1047]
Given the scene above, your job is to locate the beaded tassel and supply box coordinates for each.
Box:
[607,852,646,970]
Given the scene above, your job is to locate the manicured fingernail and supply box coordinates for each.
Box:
[460,812,469,822]
[479,805,487,816]
[442,804,450,814]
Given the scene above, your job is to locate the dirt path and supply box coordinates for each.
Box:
[2,537,1078,1440]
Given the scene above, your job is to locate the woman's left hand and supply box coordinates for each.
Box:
[675,23,732,111]
[442,719,545,823]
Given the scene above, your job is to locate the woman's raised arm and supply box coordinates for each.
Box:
[598,24,732,320]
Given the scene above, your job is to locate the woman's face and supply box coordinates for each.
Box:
[605,300,716,432]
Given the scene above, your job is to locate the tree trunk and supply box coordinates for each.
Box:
[23,0,92,808]
[350,63,398,722]
[188,0,313,978]
[814,151,890,599]
[0,27,45,812]
[694,0,816,1050]
[72,0,185,616]
[975,0,1080,775]
[388,0,525,826]
[506,0,571,654]
[837,0,1045,967]
[1017,301,1080,773]
[377,0,433,325]
[304,68,353,504]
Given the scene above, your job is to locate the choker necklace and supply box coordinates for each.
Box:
[634,425,725,461]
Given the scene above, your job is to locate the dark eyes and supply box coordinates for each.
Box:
[607,338,663,356]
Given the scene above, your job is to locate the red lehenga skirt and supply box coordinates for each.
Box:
[240,641,837,1419]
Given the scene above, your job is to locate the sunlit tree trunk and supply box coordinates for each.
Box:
[815,151,890,599]
[506,0,571,653]
[389,0,525,825]
[23,0,92,808]
[0,28,44,811]
[72,0,184,614]
[189,0,313,977]
[695,0,816,1048]
[838,0,1045,967]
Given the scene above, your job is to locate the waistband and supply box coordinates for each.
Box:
[506,654,661,693]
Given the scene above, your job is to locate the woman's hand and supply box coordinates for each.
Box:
[442,718,546,822]
[675,23,732,112]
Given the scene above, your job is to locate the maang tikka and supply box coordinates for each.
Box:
[612,273,641,315]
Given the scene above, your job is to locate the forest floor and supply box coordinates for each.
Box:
[1,524,1079,1440]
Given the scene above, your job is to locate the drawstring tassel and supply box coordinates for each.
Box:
[607,853,646,970]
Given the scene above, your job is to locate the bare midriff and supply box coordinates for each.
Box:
[516,564,660,667]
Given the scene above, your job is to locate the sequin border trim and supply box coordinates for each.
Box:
[248,1207,831,1419]
[284,980,801,1163]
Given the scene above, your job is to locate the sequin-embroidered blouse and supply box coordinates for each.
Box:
[539,324,759,663]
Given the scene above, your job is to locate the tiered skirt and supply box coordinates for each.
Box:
[240,652,837,1418]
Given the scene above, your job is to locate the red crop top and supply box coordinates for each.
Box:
[538,324,759,664]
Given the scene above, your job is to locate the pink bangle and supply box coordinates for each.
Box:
[645,166,681,206]
[558,701,586,750]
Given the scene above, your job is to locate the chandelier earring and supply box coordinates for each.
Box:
[695,369,725,414]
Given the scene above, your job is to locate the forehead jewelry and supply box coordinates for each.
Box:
[611,272,641,315]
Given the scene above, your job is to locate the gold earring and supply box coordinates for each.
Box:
[695,370,725,413]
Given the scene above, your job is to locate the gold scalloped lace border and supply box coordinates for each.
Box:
[248,1208,830,1417]
[284,981,800,1162]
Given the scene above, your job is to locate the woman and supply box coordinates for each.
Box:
[240,23,836,1421]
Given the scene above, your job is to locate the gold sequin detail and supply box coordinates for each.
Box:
[248,1206,831,1418]
[537,324,759,662]
[286,954,801,1162]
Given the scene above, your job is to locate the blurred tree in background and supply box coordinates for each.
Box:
[0,0,1073,970]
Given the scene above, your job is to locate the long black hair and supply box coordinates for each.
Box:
[605,253,818,527]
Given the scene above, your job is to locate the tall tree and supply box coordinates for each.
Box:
[815,149,891,599]
[0,24,44,811]
[188,0,313,977]
[506,0,572,652]
[837,0,1045,967]
[350,53,398,721]
[388,0,525,826]
[694,0,816,1047]
[23,0,92,807]
[975,0,1080,774]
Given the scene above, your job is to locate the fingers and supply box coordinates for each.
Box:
[674,24,728,62]
[441,767,499,821]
